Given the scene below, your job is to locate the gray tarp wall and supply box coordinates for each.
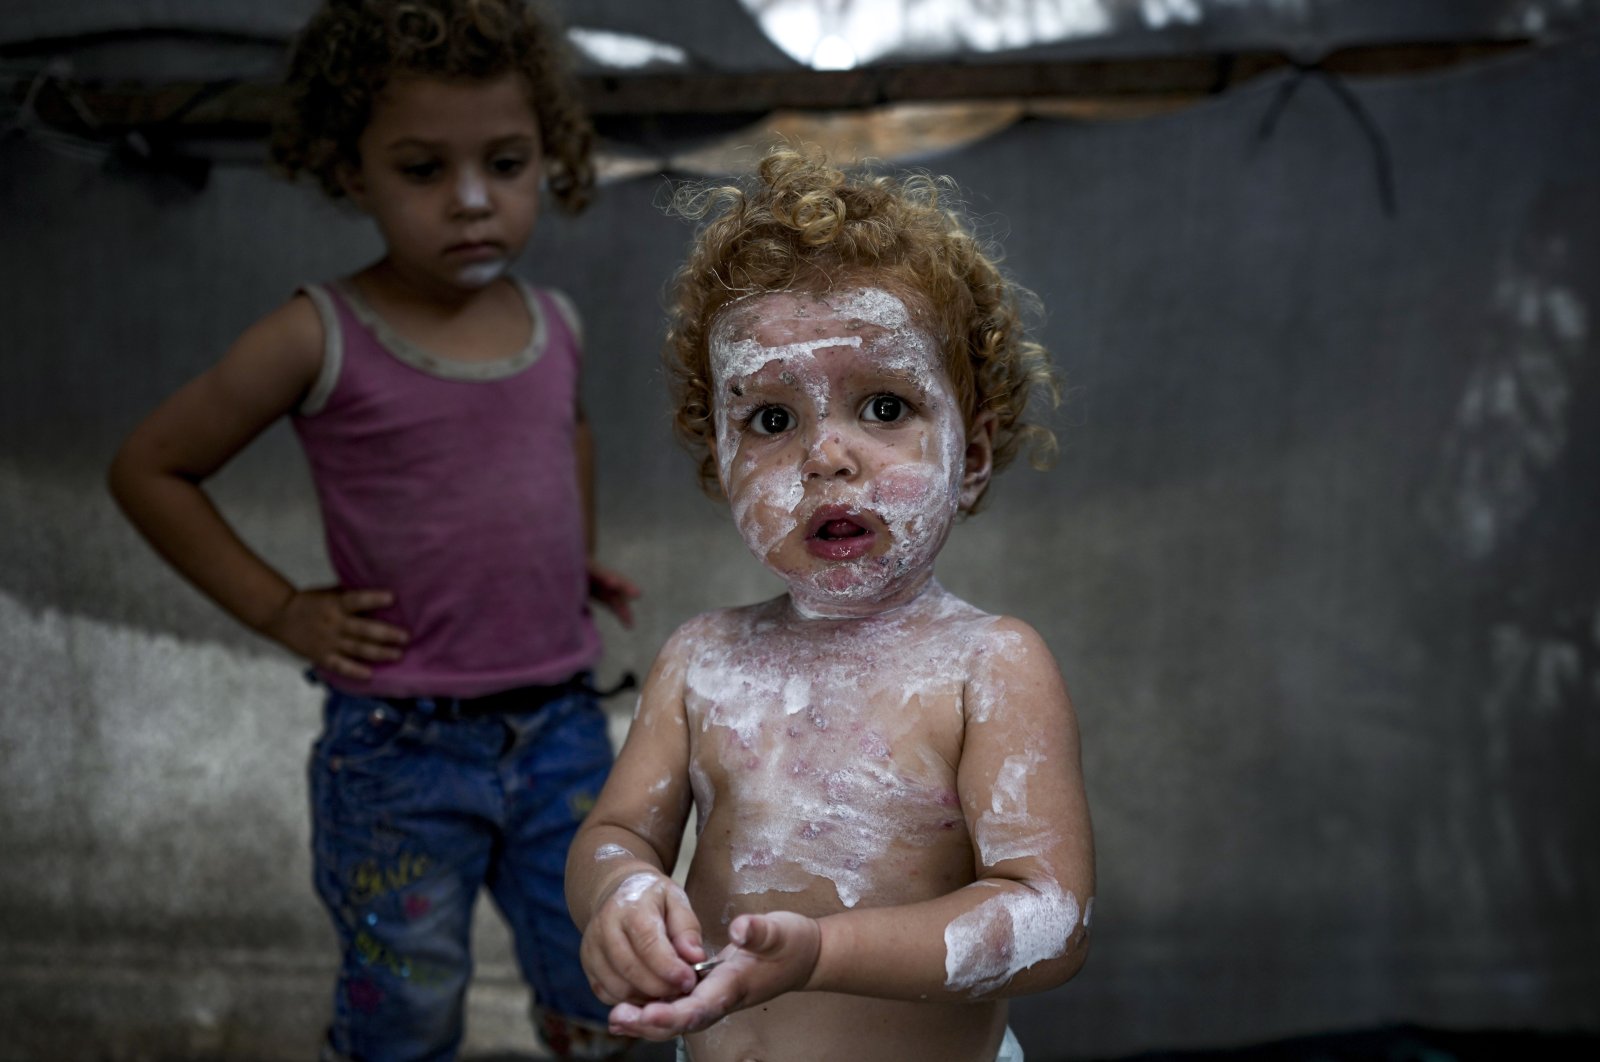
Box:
[2,7,1598,1061]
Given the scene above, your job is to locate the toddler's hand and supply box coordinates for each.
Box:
[588,563,641,628]
[261,586,408,681]
[583,870,704,1007]
[606,911,821,1041]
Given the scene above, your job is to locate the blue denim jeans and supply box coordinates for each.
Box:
[309,677,615,1062]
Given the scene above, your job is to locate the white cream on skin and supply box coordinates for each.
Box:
[456,168,490,210]
[683,593,998,908]
[450,167,508,288]
[455,258,507,288]
[614,872,659,905]
[974,750,1057,867]
[709,287,966,620]
[943,880,1082,995]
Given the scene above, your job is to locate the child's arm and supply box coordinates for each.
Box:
[566,624,705,1005]
[107,296,407,680]
[608,617,1094,1039]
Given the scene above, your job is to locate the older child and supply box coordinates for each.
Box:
[565,148,1094,1061]
[108,1,636,1058]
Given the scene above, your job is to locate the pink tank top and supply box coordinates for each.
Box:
[293,278,601,697]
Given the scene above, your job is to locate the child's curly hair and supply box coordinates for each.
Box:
[664,146,1059,512]
[271,0,594,213]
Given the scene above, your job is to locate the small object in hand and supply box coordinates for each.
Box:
[692,957,723,978]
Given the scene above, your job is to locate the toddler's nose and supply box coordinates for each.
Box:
[801,430,858,480]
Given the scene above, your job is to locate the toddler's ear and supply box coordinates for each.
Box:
[959,411,997,512]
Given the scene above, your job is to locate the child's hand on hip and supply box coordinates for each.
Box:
[588,563,641,628]
[606,911,821,1040]
[582,870,704,1007]
[261,586,407,681]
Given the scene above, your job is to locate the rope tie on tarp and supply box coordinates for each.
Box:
[1256,59,1398,218]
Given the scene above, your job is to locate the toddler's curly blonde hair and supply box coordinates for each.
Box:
[271,0,594,213]
[664,146,1059,511]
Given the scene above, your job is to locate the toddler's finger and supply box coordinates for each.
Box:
[606,1002,650,1039]
[621,915,696,996]
[729,913,781,955]
[611,997,715,1041]
[583,951,634,1007]
[663,891,705,963]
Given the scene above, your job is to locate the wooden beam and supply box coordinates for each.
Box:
[586,41,1527,114]
[7,40,1532,139]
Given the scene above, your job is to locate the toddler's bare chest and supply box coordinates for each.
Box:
[686,640,964,752]
[685,650,968,839]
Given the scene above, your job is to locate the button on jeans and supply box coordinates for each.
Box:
[309,679,613,1062]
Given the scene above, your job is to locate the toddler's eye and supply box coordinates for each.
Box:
[400,160,442,181]
[491,155,529,176]
[862,394,907,424]
[750,406,794,435]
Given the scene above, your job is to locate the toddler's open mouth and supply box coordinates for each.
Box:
[804,506,879,561]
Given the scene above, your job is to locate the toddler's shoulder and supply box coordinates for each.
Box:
[961,612,1069,727]
[925,592,1049,656]
[668,599,783,648]
[968,612,1052,655]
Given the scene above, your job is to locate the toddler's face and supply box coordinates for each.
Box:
[710,287,988,618]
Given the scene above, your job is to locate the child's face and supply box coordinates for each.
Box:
[710,287,992,618]
[343,73,542,295]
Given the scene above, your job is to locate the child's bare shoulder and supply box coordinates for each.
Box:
[246,291,325,358]
[922,591,1048,660]
[959,611,1069,726]
[664,598,788,654]
[212,292,326,398]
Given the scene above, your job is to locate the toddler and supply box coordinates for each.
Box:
[565,148,1094,1062]
[108,1,636,1058]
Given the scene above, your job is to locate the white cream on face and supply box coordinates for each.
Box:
[708,288,967,619]
[450,167,509,288]
[455,258,507,288]
[455,167,490,211]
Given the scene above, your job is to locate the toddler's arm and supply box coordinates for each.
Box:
[608,617,1094,1040]
[107,295,408,679]
[566,625,705,1005]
